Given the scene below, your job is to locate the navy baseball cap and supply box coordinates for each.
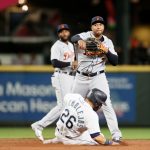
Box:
[91,16,105,25]
[57,24,70,33]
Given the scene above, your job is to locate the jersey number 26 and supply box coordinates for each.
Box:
[60,109,76,129]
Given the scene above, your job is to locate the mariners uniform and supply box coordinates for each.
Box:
[71,17,122,141]
[44,93,103,145]
[31,24,75,140]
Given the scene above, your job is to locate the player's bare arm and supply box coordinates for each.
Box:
[93,135,119,145]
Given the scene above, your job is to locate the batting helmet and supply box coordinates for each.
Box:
[86,88,107,110]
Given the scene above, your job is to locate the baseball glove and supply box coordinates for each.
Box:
[84,38,106,56]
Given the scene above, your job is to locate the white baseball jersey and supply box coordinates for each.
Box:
[51,40,74,71]
[56,93,101,139]
[77,31,117,72]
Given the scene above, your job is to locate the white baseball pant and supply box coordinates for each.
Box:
[44,128,98,145]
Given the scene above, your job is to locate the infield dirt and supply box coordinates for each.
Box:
[0,139,150,150]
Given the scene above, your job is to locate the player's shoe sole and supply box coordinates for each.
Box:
[31,122,44,141]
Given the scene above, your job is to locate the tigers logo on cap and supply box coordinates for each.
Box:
[61,24,65,29]
[91,16,105,25]
[57,24,70,33]
[96,17,99,20]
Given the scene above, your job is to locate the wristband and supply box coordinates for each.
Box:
[104,139,113,145]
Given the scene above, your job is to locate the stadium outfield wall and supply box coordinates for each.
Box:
[0,65,149,126]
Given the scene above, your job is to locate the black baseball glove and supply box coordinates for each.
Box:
[84,38,106,56]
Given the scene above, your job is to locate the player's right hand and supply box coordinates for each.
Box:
[78,40,86,50]
[71,61,78,70]
[64,51,74,60]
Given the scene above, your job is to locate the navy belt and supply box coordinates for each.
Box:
[77,70,104,77]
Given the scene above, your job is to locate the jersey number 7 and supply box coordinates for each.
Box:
[60,109,76,129]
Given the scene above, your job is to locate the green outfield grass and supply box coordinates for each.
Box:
[0,127,150,139]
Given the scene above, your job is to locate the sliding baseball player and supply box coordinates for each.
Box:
[43,88,119,145]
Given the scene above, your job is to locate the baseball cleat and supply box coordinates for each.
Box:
[31,122,44,141]
[112,137,122,143]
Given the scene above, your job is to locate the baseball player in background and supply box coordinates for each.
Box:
[71,16,122,142]
[31,24,77,141]
[43,88,119,145]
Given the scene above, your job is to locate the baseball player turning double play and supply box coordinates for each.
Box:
[71,16,122,142]
[31,24,77,141]
[43,88,119,145]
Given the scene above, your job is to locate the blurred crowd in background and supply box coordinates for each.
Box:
[0,0,149,65]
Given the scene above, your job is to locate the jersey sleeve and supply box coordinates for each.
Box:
[107,39,117,55]
[78,32,89,40]
[85,112,101,136]
[51,44,61,60]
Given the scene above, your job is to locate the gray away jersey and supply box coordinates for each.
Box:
[76,31,117,73]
